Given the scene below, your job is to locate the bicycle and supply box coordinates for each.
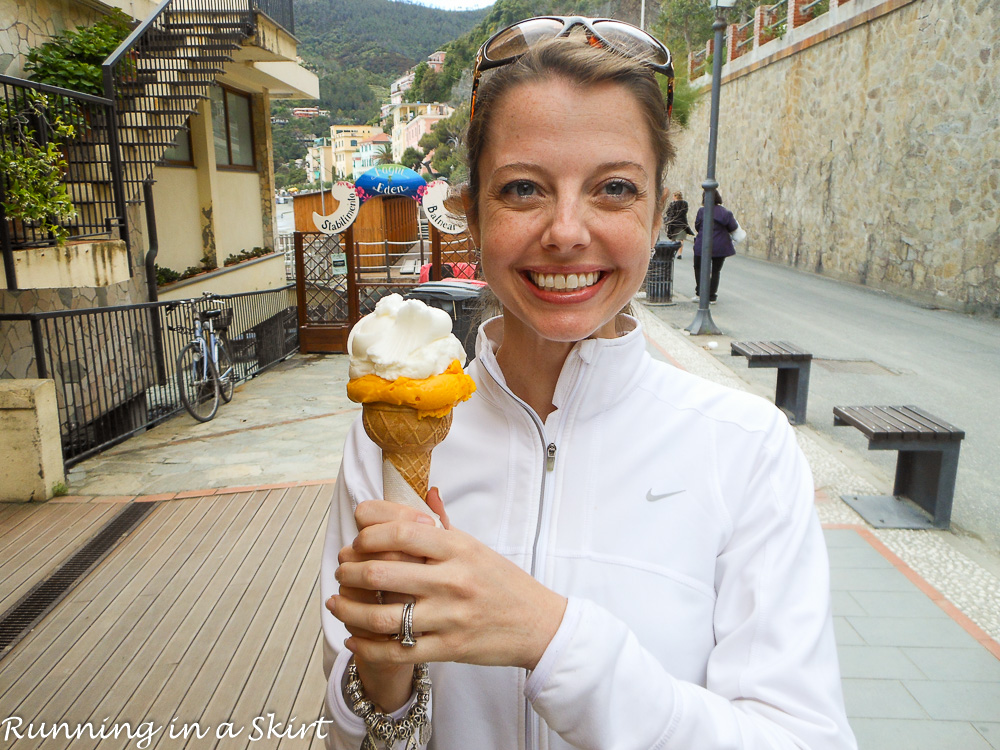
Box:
[167,293,236,422]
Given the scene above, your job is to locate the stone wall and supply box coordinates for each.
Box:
[0,273,148,380]
[667,0,1000,315]
[0,0,105,77]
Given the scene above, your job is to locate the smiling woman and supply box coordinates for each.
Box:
[321,17,857,750]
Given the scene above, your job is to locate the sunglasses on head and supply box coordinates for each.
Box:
[470,16,675,121]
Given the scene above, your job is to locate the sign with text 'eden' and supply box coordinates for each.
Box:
[355,164,425,201]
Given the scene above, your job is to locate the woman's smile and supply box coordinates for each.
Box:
[527,270,602,291]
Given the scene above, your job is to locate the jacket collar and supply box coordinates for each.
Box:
[470,314,651,421]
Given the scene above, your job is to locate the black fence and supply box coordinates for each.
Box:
[252,0,294,33]
[0,75,126,285]
[0,285,297,468]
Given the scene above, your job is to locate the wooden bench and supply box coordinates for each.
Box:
[833,405,964,529]
[731,341,812,424]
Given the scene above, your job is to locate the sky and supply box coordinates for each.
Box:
[402,0,495,9]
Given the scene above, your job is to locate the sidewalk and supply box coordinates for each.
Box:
[0,300,998,748]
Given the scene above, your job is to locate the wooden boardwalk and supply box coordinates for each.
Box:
[0,485,332,749]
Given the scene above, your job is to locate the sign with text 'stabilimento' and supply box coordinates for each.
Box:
[312,182,360,235]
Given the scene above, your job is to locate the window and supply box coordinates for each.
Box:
[210,86,255,169]
[161,127,193,166]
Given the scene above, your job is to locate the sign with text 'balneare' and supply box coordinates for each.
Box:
[422,180,467,235]
[313,182,360,235]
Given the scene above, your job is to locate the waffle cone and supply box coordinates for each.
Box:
[361,402,452,498]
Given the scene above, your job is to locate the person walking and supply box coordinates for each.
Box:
[663,190,693,258]
[322,18,854,750]
[692,191,739,302]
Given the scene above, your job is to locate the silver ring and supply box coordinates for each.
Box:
[399,601,416,648]
[375,590,384,605]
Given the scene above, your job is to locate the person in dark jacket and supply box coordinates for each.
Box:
[663,191,693,259]
[692,191,738,302]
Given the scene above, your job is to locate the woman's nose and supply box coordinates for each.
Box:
[541,197,590,253]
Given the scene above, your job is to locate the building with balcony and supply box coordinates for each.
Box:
[292,106,329,118]
[426,51,446,73]
[306,138,334,184]
[351,132,392,180]
[388,102,453,163]
[1,0,317,368]
[331,124,379,181]
[388,50,446,106]
[389,71,415,106]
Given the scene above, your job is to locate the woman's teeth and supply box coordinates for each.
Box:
[529,271,600,290]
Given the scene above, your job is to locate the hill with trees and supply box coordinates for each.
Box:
[272,0,488,182]
[275,0,741,185]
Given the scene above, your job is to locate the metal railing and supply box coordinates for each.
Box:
[253,0,294,33]
[801,0,830,20]
[0,75,127,286]
[690,48,709,79]
[0,285,297,467]
[3,0,295,288]
[103,0,253,205]
[763,0,789,41]
[735,18,755,54]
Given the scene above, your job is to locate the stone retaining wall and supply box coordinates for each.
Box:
[0,0,105,77]
[667,0,999,315]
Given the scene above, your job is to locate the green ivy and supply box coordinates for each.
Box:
[24,10,133,97]
[0,93,77,244]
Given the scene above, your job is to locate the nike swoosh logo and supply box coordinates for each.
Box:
[646,489,685,502]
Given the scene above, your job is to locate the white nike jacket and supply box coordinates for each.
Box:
[321,316,856,750]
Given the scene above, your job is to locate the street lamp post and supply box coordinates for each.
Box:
[686,0,735,336]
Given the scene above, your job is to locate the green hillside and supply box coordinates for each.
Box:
[272,0,490,180]
[274,0,683,183]
[294,0,491,77]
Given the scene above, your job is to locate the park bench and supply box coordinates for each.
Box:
[731,341,812,424]
[833,405,964,529]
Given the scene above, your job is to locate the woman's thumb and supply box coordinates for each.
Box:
[425,487,451,530]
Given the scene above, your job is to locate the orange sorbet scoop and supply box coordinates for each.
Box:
[347,360,476,418]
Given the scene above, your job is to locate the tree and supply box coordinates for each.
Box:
[375,143,394,165]
[275,165,307,190]
[401,147,424,171]
[655,0,713,59]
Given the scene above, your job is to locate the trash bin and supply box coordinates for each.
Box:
[646,240,681,304]
[405,280,486,362]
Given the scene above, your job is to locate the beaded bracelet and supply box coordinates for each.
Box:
[345,660,432,750]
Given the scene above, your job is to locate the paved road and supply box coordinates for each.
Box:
[649,244,1000,552]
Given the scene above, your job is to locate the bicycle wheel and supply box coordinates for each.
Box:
[177,342,220,422]
[216,339,236,403]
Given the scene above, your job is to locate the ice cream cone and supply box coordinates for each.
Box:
[361,402,452,499]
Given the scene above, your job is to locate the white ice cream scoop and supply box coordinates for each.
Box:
[348,294,467,380]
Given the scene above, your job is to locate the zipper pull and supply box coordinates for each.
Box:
[546,443,557,471]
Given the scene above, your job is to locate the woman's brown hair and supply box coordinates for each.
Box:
[461,37,676,225]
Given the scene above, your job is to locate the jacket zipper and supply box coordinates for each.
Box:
[480,362,553,750]
[480,357,584,750]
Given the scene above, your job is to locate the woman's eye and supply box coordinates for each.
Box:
[603,180,636,198]
[502,181,536,198]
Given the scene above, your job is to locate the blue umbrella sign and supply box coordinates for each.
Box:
[355,164,426,201]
